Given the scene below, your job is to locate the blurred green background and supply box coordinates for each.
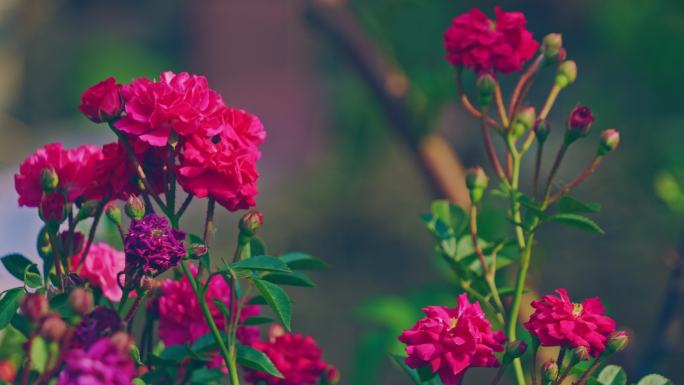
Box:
[0,0,682,384]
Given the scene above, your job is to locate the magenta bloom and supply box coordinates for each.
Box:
[177,107,265,211]
[568,106,595,137]
[245,327,335,385]
[115,71,226,146]
[73,307,124,349]
[524,289,616,357]
[15,143,102,207]
[156,264,260,348]
[57,338,135,385]
[398,294,506,385]
[124,214,186,276]
[71,242,125,302]
[78,77,124,123]
[444,7,538,74]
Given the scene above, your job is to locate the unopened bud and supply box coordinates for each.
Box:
[76,200,100,221]
[533,119,550,143]
[268,324,285,342]
[504,340,527,361]
[572,346,590,362]
[39,314,68,341]
[125,196,145,220]
[20,293,48,322]
[555,60,577,89]
[39,193,68,226]
[605,330,629,354]
[511,107,536,138]
[476,73,496,107]
[105,202,122,226]
[69,288,93,315]
[566,105,594,143]
[110,331,133,354]
[465,166,489,203]
[540,360,559,383]
[542,33,563,63]
[598,129,620,156]
[239,210,263,238]
[141,276,161,292]
[326,366,341,385]
[189,243,208,259]
[37,227,52,260]
[40,167,59,193]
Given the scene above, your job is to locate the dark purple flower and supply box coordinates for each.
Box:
[74,307,123,349]
[124,214,186,277]
[58,338,136,385]
[567,106,594,141]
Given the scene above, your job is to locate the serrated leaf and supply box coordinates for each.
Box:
[24,264,43,289]
[1,254,32,281]
[242,316,273,326]
[237,344,283,378]
[637,374,673,385]
[558,196,602,214]
[278,253,329,270]
[253,279,292,331]
[597,365,627,385]
[230,255,291,273]
[262,272,315,287]
[546,214,605,234]
[0,288,24,329]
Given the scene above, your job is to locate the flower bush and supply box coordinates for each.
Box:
[0,71,336,385]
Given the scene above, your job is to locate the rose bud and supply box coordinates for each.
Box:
[37,227,52,260]
[239,210,264,238]
[465,166,489,204]
[540,360,558,383]
[598,129,620,156]
[110,331,133,354]
[76,200,100,221]
[40,167,59,193]
[268,324,286,342]
[39,192,68,226]
[511,106,536,138]
[504,340,527,361]
[124,196,146,220]
[105,202,122,226]
[541,33,563,64]
[69,287,94,315]
[20,293,48,322]
[533,119,550,143]
[605,330,629,354]
[39,314,68,341]
[572,346,590,362]
[555,60,577,89]
[326,365,341,385]
[566,105,594,143]
[78,77,124,123]
[476,73,496,107]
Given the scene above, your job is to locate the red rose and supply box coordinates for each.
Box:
[568,105,595,138]
[78,77,124,123]
[444,7,538,74]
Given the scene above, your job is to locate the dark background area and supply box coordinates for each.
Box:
[0,1,682,384]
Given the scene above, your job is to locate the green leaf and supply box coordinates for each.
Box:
[390,355,422,385]
[242,316,273,326]
[10,314,30,338]
[597,365,627,385]
[230,255,292,273]
[237,344,284,378]
[30,336,49,372]
[132,379,147,385]
[262,272,315,287]
[637,374,673,385]
[131,345,144,365]
[189,367,224,384]
[253,279,292,331]
[191,331,228,353]
[247,295,267,305]
[159,345,188,362]
[558,196,602,214]
[211,298,231,322]
[1,254,33,280]
[24,264,43,289]
[0,288,24,329]
[278,252,329,270]
[546,214,605,234]
[518,195,546,216]
[250,237,266,256]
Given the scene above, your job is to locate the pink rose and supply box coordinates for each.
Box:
[78,77,124,123]
[72,242,125,302]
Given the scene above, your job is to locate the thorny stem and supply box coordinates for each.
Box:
[480,108,508,182]
[176,194,194,218]
[509,55,544,119]
[123,291,147,323]
[544,142,569,202]
[549,156,604,204]
[539,85,561,120]
[46,229,64,291]
[203,199,216,247]
[470,205,506,316]
[533,142,545,199]
[487,364,508,385]
[494,82,510,128]
[575,359,602,385]
[530,345,539,385]
[76,201,105,273]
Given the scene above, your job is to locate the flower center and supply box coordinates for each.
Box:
[449,317,459,329]
[151,228,165,238]
[572,303,583,317]
[487,20,496,31]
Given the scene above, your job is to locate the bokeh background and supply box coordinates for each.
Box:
[0,0,683,384]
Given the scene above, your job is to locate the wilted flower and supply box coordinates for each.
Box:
[124,214,186,280]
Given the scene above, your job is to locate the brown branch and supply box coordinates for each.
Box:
[304,0,469,207]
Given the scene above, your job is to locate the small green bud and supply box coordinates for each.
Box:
[572,346,590,362]
[465,166,489,203]
[540,360,559,383]
[555,60,577,89]
[239,210,263,238]
[541,33,563,63]
[105,203,122,226]
[476,73,496,107]
[511,106,536,138]
[533,119,550,143]
[504,340,527,362]
[37,227,52,260]
[598,129,620,156]
[605,330,629,354]
[40,167,59,193]
[76,200,100,222]
[125,196,146,220]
